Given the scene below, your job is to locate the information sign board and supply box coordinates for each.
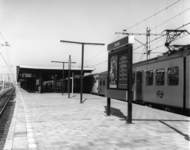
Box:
[106,36,134,123]
[118,52,128,89]
[109,54,117,88]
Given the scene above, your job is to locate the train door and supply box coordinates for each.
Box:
[132,72,136,100]
[98,78,102,95]
[136,70,143,101]
[186,55,190,111]
[99,77,105,95]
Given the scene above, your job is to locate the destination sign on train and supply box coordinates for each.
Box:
[108,36,134,51]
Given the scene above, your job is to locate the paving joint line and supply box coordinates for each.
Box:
[19,88,37,149]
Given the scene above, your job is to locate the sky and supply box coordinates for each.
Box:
[0,0,190,82]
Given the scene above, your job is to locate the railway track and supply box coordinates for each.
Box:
[0,88,16,150]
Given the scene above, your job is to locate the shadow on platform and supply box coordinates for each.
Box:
[82,98,88,103]
[104,106,190,141]
[104,106,127,121]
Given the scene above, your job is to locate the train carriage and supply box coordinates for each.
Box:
[186,53,190,110]
[83,44,190,114]
[133,52,184,108]
[132,45,190,113]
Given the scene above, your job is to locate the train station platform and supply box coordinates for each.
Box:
[4,87,190,150]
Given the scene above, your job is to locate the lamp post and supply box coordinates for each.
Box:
[60,40,105,103]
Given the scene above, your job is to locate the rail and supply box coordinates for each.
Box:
[0,87,15,117]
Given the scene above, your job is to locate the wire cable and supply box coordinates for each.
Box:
[133,22,190,52]
[0,32,6,42]
[84,46,107,64]
[90,60,107,67]
[149,33,189,52]
[139,47,146,61]
[85,2,184,67]
[0,53,15,82]
[150,7,190,31]
[124,0,181,30]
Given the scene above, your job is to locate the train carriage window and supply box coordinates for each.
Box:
[95,77,99,80]
[132,73,135,85]
[156,69,165,85]
[100,79,102,86]
[168,66,179,85]
[103,78,105,86]
[146,70,153,85]
[137,71,143,85]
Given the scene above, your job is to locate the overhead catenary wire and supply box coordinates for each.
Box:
[139,47,147,61]
[124,0,181,30]
[132,21,190,61]
[122,7,190,55]
[150,7,190,31]
[133,22,190,52]
[83,4,182,67]
[88,0,188,68]
[84,46,107,64]
[90,23,190,67]
[0,53,15,82]
[84,31,125,66]
[0,32,7,43]
[90,31,189,67]
[90,60,107,68]
[149,22,190,47]
[149,33,189,52]
[91,33,189,66]
[0,32,13,76]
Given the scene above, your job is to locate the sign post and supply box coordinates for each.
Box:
[127,45,133,123]
[106,36,134,123]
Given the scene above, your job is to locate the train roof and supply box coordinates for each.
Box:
[133,44,190,67]
[83,73,100,77]
[99,71,108,75]
[84,45,190,76]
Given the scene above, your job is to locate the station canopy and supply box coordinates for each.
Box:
[17,65,94,82]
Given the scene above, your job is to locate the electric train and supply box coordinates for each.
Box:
[83,44,190,114]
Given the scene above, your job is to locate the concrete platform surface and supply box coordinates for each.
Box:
[3,87,190,150]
